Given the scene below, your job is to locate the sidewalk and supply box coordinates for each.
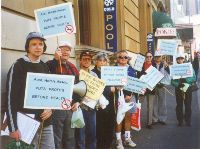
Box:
[127,71,200,149]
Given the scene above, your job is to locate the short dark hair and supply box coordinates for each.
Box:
[25,32,47,52]
[145,51,153,56]
[80,51,92,59]
[25,39,47,53]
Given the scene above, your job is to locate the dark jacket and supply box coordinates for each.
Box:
[192,57,199,72]
[6,57,52,132]
[46,59,81,105]
[171,70,196,88]
[91,66,115,112]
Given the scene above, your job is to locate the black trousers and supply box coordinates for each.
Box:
[96,109,115,149]
[175,88,192,124]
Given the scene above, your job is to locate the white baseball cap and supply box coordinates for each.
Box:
[154,50,162,57]
[176,52,185,59]
[58,41,73,49]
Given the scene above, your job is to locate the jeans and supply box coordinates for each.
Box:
[53,110,75,149]
[75,109,96,149]
[32,125,55,149]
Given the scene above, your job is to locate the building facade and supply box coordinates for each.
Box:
[1,0,159,107]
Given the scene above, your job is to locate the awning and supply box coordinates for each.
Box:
[152,11,175,29]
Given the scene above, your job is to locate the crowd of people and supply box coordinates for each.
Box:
[5,32,198,149]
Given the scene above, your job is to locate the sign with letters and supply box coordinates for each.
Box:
[155,28,176,37]
[24,72,74,109]
[104,0,117,52]
[157,39,178,56]
[140,66,164,90]
[124,77,147,94]
[101,66,128,86]
[133,54,145,71]
[170,63,193,79]
[34,3,76,37]
[147,33,154,54]
[79,70,106,100]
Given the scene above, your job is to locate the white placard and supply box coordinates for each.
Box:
[101,66,128,86]
[140,66,164,90]
[170,63,193,79]
[34,3,76,37]
[24,72,74,110]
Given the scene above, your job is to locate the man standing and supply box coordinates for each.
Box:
[192,52,199,81]
[75,51,97,149]
[115,50,137,149]
[6,32,55,148]
[47,41,80,149]
[152,51,169,125]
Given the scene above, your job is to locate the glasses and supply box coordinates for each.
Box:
[118,56,129,59]
[82,58,92,61]
[30,45,44,49]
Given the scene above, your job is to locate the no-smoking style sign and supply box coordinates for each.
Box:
[65,25,74,34]
[61,99,72,110]
[34,3,76,37]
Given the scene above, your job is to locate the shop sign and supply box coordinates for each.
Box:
[155,28,176,37]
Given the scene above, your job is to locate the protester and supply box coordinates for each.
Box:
[192,52,199,81]
[91,52,116,149]
[6,32,55,148]
[171,53,196,126]
[75,51,97,149]
[115,50,137,149]
[139,51,156,129]
[47,41,80,149]
[152,51,169,125]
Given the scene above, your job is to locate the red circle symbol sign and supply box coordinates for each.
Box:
[65,25,74,34]
[121,78,127,85]
[61,99,71,110]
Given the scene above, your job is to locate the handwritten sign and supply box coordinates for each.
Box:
[79,70,105,100]
[101,66,128,86]
[170,63,193,79]
[133,54,145,71]
[157,39,178,56]
[155,28,176,37]
[140,66,164,90]
[34,3,76,37]
[124,77,147,94]
[129,54,145,71]
[24,72,74,109]
[128,52,137,67]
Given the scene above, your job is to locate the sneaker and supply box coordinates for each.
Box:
[116,139,124,149]
[124,138,136,148]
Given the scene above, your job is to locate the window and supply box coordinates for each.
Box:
[78,0,91,45]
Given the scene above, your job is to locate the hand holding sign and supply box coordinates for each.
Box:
[54,48,62,60]
[170,63,193,79]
